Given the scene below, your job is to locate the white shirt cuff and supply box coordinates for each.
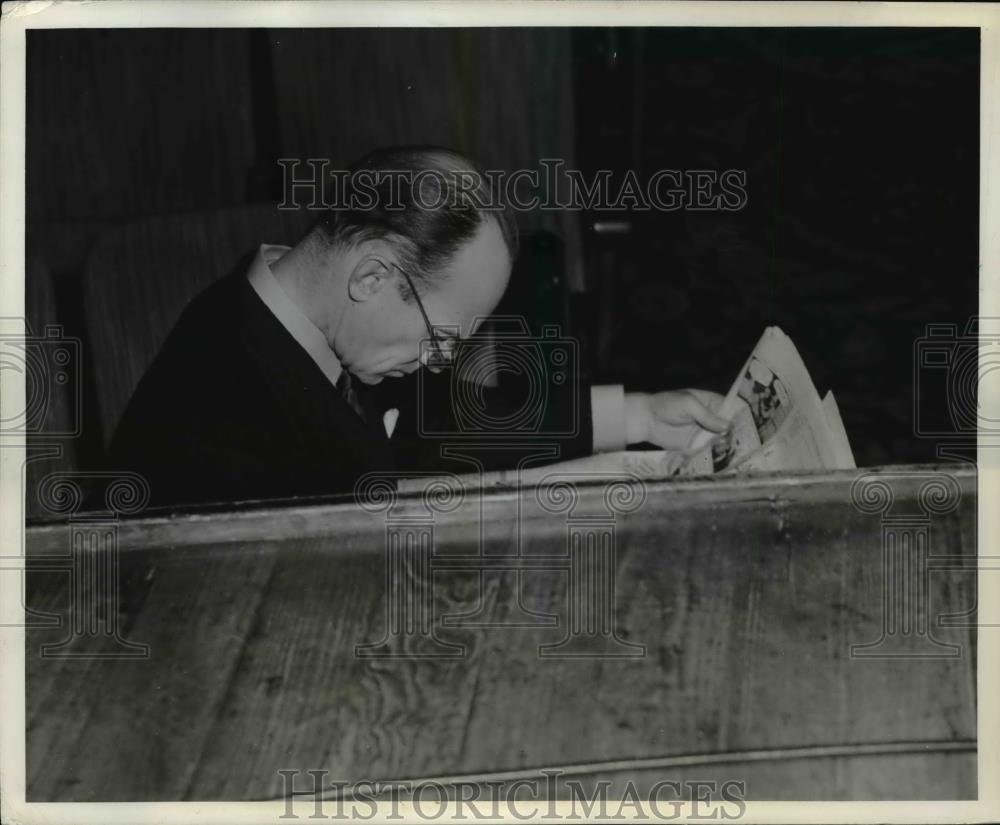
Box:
[590,384,627,453]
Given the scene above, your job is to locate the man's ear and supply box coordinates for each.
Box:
[347,256,390,303]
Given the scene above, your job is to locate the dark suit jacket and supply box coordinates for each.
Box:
[108,259,595,508]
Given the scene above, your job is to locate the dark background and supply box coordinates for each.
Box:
[25,27,979,486]
[573,28,979,466]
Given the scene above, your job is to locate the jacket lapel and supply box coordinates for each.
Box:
[234,273,394,469]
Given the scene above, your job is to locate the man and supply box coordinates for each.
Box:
[109,147,730,507]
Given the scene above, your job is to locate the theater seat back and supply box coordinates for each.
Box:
[83,204,315,446]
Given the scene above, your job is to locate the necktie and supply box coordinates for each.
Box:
[336,370,367,423]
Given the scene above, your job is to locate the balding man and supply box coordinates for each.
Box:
[109,147,729,506]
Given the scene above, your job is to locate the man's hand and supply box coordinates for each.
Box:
[625,389,731,450]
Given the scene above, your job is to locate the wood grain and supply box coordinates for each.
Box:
[27,544,278,800]
[24,464,977,800]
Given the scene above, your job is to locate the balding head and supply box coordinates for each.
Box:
[312,145,518,302]
[288,146,517,384]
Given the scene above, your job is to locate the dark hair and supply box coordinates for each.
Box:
[313,146,518,300]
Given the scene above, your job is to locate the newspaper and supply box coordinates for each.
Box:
[676,326,856,476]
[426,326,855,492]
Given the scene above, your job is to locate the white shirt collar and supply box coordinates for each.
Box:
[246,243,343,387]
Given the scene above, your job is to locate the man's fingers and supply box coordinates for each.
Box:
[686,394,731,433]
[686,388,726,413]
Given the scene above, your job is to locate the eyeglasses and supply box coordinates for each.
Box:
[386,261,456,369]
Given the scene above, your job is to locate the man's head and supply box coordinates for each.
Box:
[299,146,517,385]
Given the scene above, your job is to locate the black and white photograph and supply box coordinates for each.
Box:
[1,1,998,821]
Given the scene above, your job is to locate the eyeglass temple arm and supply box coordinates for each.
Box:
[388,261,446,359]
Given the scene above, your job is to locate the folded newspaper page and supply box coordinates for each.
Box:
[681,326,855,474]
[422,326,855,491]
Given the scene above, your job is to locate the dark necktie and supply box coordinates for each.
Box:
[336,370,367,423]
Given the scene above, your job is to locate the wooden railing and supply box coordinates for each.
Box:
[24,463,977,801]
